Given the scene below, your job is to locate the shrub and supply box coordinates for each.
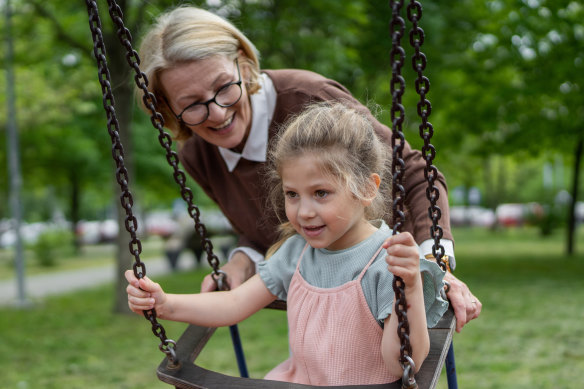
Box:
[31,229,73,267]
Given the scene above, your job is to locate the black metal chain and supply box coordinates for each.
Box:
[102,0,225,286]
[406,0,446,271]
[85,0,181,365]
[389,2,416,388]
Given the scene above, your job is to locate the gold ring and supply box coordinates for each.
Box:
[471,300,477,304]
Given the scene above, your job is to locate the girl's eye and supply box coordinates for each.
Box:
[285,191,298,199]
[315,190,328,199]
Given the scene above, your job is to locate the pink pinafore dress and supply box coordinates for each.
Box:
[264,244,399,385]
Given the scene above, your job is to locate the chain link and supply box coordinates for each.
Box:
[406,0,447,271]
[85,0,180,365]
[389,2,415,382]
[103,0,224,278]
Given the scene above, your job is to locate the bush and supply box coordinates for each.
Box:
[31,229,73,267]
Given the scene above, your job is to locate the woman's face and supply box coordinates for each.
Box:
[160,56,252,150]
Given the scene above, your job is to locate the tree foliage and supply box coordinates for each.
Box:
[2,0,582,252]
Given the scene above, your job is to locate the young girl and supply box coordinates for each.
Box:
[126,103,448,385]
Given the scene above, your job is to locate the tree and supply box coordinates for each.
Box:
[427,0,583,253]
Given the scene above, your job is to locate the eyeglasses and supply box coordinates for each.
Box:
[165,59,243,126]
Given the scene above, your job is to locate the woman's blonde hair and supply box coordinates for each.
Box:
[265,102,392,257]
[137,6,261,141]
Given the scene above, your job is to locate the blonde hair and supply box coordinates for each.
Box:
[137,6,261,141]
[265,102,392,257]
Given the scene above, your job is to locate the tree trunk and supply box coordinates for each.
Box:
[105,15,137,315]
[70,170,81,254]
[566,135,583,256]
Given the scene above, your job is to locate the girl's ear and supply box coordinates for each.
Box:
[371,173,381,190]
[361,173,381,206]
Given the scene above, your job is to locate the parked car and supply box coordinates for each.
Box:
[75,219,119,245]
[0,220,70,248]
[450,206,496,227]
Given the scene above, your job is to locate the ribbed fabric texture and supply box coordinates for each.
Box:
[265,244,399,385]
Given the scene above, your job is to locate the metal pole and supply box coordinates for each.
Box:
[4,0,29,307]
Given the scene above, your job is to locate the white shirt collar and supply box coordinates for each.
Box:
[219,73,276,172]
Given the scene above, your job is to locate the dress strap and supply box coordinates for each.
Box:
[357,244,385,282]
[294,243,310,272]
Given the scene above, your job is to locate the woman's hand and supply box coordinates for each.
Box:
[443,272,482,332]
[200,251,256,293]
[125,270,167,315]
[382,232,421,287]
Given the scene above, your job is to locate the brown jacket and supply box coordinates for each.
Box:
[179,69,452,254]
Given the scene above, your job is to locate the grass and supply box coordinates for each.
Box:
[1,226,583,388]
[0,238,165,280]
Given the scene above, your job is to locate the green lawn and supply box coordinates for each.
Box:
[0,238,165,280]
[1,226,583,388]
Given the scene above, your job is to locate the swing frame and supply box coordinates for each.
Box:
[85,0,458,387]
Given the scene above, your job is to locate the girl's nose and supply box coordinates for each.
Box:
[298,199,316,219]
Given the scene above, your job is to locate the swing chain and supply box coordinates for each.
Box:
[103,0,225,283]
[389,1,415,381]
[400,356,419,389]
[85,0,179,365]
[406,0,447,271]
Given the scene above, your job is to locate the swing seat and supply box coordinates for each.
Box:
[156,304,455,389]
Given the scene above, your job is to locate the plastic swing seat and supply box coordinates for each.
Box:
[156,305,455,389]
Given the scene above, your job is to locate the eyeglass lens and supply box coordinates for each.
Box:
[180,83,242,125]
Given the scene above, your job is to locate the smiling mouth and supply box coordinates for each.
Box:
[211,113,235,131]
[303,225,325,237]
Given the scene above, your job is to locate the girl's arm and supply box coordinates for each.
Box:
[125,271,277,327]
[380,233,431,377]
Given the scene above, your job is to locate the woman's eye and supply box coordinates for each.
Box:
[315,190,328,198]
[285,191,298,199]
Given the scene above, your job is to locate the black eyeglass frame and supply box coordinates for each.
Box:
[164,58,242,126]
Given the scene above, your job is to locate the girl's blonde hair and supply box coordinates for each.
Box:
[137,6,261,141]
[265,102,392,257]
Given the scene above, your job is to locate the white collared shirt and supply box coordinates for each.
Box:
[218,73,277,172]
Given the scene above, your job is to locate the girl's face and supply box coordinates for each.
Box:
[281,154,376,251]
[160,56,252,150]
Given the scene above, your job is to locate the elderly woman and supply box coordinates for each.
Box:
[137,5,481,331]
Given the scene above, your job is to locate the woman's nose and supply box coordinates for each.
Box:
[206,102,229,123]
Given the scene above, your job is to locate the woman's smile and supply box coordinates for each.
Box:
[209,112,235,132]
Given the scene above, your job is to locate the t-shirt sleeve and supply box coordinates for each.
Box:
[420,258,450,328]
[373,257,449,328]
[257,235,305,301]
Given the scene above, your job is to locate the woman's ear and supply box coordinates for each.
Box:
[237,50,250,79]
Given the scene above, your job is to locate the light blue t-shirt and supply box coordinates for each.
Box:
[258,220,449,328]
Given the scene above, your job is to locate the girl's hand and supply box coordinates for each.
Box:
[125,270,167,314]
[200,251,255,293]
[382,232,421,287]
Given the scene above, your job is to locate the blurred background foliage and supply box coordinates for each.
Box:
[1,0,582,241]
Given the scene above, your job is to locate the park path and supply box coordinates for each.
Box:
[0,256,183,306]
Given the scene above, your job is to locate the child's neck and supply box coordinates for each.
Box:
[327,220,379,251]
